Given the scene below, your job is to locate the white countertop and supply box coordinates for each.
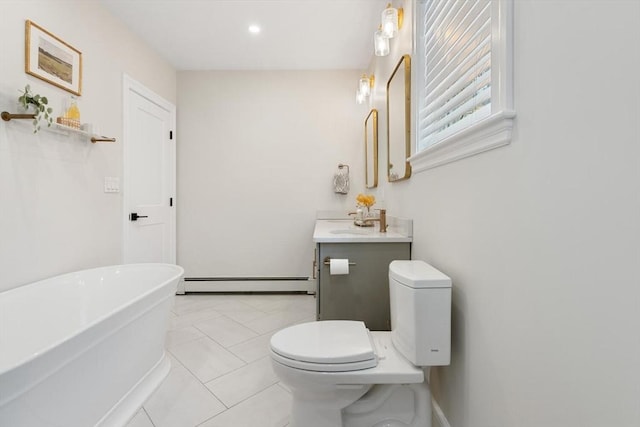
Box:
[313,219,413,243]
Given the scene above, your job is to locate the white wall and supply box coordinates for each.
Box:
[370,0,640,425]
[0,0,176,291]
[177,70,365,279]
[2,0,638,423]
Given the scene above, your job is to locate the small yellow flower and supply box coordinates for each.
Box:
[356,193,376,208]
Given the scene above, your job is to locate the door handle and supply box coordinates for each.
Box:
[129,212,148,221]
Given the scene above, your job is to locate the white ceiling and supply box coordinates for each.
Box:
[99,0,389,70]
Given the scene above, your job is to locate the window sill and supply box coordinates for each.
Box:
[409,110,516,173]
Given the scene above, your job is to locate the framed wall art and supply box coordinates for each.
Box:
[25,20,82,96]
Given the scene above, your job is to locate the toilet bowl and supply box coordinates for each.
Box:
[270,260,452,427]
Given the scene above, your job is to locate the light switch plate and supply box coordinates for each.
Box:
[104,177,120,193]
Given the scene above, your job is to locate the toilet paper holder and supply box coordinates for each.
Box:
[323,257,356,266]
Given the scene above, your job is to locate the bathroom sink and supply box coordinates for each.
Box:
[313,219,412,243]
[329,229,371,235]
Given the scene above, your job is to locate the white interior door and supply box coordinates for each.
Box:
[123,75,176,264]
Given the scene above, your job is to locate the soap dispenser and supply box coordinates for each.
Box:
[66,96,80,121]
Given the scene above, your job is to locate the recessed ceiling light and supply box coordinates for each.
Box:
[248,25,261,34]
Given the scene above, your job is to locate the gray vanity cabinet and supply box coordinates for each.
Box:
[316,242,410,331]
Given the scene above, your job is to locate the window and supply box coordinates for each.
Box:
[410,0,515,172]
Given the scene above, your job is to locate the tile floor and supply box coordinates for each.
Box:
[125,292,316,427]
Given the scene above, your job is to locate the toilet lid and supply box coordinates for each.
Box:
[270,321,376,366]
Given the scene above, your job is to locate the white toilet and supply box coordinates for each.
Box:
[270,260,451,427]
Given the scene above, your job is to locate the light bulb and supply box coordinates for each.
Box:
[374,29,390,57]
[359,75,371,97]
[381,6,398,38]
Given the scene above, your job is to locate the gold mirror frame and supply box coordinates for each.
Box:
[365,109,378,188]
[386,54,412,182]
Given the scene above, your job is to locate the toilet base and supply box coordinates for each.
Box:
[343,382,432,427]
[287,381,432,427]
[288,384,372,427]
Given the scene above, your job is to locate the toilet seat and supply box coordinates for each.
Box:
[271,330,424,385]
[270,321,378,372]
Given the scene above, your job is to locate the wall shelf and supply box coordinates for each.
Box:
[1,111,116,143]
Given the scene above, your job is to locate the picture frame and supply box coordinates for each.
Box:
[365,109,378,189]
[25,20,82,96]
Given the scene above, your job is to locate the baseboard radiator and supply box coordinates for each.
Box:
[181,276,314,293]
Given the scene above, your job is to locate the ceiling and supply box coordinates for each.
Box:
[99,0,389,71]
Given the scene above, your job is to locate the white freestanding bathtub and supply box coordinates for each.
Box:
[0,263,184,427]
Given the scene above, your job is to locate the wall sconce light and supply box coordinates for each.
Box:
[359,74,374,97]
[356,74,375,104]
[374,26,390,57]
[373,3,401,57]
[381,3,403,39]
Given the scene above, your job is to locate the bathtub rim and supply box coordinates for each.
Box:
[0,263,184,377]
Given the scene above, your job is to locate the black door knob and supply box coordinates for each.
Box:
[129,212,148,221]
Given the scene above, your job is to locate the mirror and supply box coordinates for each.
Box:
[386,54,412,182]
[365,109,378,188]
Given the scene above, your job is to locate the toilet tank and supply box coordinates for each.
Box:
[389,260,451,366]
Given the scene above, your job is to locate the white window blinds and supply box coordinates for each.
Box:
[418,0,493,150]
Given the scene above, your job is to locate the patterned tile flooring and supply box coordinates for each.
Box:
[125,292,316,427]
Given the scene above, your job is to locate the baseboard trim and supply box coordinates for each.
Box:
[432,397,451,427]
[182,279,315,293]
[184,276,309,281]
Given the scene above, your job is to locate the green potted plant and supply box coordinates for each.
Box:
[18,84,53,133]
